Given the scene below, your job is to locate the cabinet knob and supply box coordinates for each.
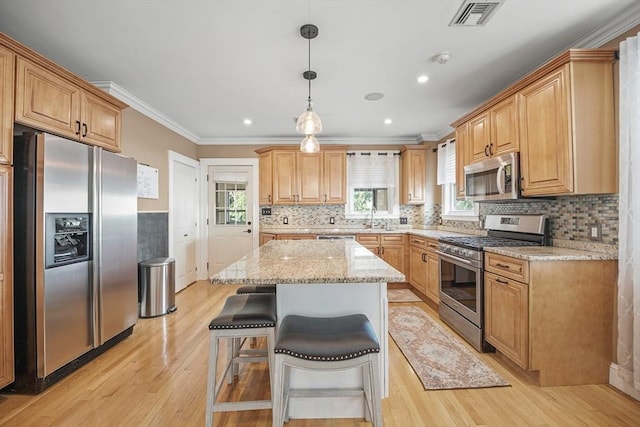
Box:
[484,145,490,156]
[75,120,81,135]
[268,195,272,203]
[82,123,88,137]
[488,143,494,156]
[495,262,510,269]
[408,193,412,201]
[495,278,509,285]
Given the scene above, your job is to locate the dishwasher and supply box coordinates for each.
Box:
[316,235,356,240]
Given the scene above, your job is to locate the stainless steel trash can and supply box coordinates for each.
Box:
[138,257,177,318]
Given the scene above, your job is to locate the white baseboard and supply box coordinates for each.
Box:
[609,363,640,401]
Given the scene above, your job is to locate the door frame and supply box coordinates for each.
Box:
[168,150,200,284]
[199,158,259,281]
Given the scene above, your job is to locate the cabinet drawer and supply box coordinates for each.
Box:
[356,234,380,244]
[425,238,439,252]
[381,234,404,245]
[408,235,426,248]
[485,252,529,283]
[276,234,316,240]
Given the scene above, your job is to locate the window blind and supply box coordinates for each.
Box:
[437,139,456,185]
[347,151,399,188]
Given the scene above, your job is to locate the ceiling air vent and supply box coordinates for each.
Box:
[449,1,505,27]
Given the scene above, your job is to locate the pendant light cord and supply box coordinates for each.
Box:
[307,36,312,107]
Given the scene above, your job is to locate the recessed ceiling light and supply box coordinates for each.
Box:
[417,75,429,83]
[384,118,393,125]
[364,92,385,101]
[243,118,252,125]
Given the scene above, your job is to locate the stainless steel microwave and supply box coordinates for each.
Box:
[464,152,519,201]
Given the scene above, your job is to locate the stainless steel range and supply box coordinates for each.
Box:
[437,214,548,352]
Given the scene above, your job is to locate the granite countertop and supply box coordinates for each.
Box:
[259,227,472,239]
[484,246,617,261]
[209,239,406,285]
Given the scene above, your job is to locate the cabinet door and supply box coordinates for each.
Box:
[297,152,322,203]
[425,253,440,304]
[15,57,81,140]
[409,246,427,295]
[356,234,380,256]
[518,66,573,196]
[259,151,273,204]
[272,151,297,204]
[455,124,468,199]
[490,95,519,157]
[80,92,121,151]
[381,244,404,276]
[485,271,528,368]
[469,112,490,162]
[0,46,13,165]
[322,151,346,204]
[401,149,426,204]
[0,165,13,388]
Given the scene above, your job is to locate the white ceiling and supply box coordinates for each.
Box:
[1,0,639,145]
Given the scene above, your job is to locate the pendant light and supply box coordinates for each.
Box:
[296,24,322,153]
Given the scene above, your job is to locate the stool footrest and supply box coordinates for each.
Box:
[289,388,365,398]
[213,400,272,412]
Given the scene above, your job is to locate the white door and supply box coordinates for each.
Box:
[208,165,255,275]
[171,156,199,292]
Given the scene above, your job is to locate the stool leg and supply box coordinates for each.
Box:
[272,354,284,427]
[205,331,219,427]
[283,363,292,423]
[369,353,382,427]
[362,364,372,422]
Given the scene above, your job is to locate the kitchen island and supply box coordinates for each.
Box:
[209,239,405,419]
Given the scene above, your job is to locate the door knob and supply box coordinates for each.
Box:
[244,229,252,233]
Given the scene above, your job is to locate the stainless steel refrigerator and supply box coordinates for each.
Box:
[12,132,138,393]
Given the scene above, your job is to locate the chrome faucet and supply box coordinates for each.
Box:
[370,205,376,228]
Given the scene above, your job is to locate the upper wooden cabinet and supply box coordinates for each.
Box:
[400,146,428,205]
[0,165,13,389]
[0,33,127,153]
[455,124,469,199]
[518,58,615,196]
[15,57,123,151]
[452,49,615,198]
[0,46,13,165]
[256,146,346,205]
[469,95,519,163]
[259,151,273,204]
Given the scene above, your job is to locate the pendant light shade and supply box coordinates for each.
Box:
[296,104,322,134]
[300,134,320,153]
[297,24,321,152]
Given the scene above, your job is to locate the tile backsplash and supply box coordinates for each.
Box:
[259,193,618,247]
[442,194,618,246]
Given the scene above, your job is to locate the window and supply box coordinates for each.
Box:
[346,151,399,218]
[214,182,247,225]
[437,139,478,221]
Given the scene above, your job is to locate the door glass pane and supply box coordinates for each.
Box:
[214,181,247,225]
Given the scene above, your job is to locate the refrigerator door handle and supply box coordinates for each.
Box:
[91,147,102,348]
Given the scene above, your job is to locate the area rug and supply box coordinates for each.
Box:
[388,305,510,390]
[387,288,422,302]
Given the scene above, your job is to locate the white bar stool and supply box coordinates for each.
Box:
[272,313,382,426]
[205,293,276,427]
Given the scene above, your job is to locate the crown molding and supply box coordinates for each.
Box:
[571,6,640,48]
[91,81,200,143]
[197,136,420,145]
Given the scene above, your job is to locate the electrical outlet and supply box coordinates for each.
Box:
[261,207,272,215]
[283,216,288,225]
[399,217,408,225]
[329,217,335,224]
[588,223,602,241]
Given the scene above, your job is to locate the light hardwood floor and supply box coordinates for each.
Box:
[1,280,639,426]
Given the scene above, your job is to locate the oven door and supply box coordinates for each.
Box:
[437,251,483,327]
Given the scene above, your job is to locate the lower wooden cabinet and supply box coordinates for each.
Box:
[259,233,276,246]
[484,251,616,386]
[484,271,528,368]
[356,234,407,281]
[0,165,13,388]
[408,235,439,303]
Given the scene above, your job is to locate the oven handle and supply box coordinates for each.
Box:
[436,250,482,270]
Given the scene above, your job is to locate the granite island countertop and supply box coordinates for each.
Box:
[209,239,406,285]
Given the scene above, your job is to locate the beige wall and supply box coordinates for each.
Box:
[119,108,198,212]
